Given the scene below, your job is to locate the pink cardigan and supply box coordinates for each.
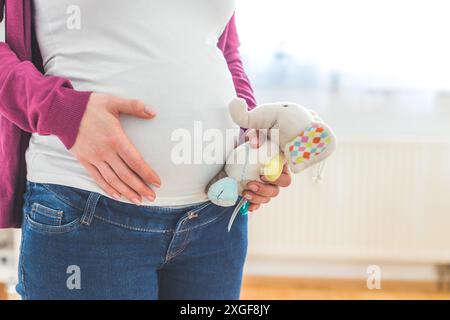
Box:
[0,0,256,228]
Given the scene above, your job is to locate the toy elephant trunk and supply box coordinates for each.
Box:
[229,98,316,147]
[207,98,337,228]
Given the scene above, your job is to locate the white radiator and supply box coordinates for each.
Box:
[248,136,450,264]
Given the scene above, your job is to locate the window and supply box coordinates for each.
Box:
[236,0,450,92]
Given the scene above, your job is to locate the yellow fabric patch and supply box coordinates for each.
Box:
[263,153,285,182]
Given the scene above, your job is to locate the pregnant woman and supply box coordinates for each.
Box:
[0,0,291,299]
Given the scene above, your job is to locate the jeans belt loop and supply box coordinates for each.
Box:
[81,192,102,226]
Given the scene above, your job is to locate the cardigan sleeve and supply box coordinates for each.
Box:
[0,42,92,149]
[218,14,257,110]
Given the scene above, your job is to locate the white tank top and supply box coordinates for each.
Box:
[27,0,239,206]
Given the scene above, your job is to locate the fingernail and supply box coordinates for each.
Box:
[112,193,121,200]
[146,195,155,202]
[244,194,252,200]
[248,184,259,192]
[144,105,156,116]
[153,182,161,188]
[131,197,142,205]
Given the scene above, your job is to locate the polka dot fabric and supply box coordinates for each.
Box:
[287,124,331,166]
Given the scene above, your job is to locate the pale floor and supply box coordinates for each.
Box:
[241,276,450,300]
[2,277,450,300]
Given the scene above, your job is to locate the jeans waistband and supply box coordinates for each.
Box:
[26,181,208,213]
[25,181,230,234]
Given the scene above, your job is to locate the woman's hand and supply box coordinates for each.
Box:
[70,93,161,205]
[243,164,292,212]
[243,129,292,212]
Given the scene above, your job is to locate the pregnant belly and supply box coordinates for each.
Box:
[29,58,239,203]
[111,61,238,200]
[121,112,237,201]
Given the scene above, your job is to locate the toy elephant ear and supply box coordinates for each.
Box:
[229,98,251,128]
[284,122,337,174]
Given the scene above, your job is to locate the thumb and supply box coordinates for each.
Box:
[114,98,157,119]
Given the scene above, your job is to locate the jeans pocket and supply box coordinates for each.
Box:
[30,203,63,226]
[23,183,85,234]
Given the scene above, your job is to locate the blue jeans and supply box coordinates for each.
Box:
[16,181,248,300]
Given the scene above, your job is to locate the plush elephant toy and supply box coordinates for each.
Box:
[207,98,337,230]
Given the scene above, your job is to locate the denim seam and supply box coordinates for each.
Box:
[90,202,213,233]
[165,229,191,263]
[176,206,230,233]
[93,214,174,233]
[31,203,63,217]
[31,209,63,221]
[20,184,33,300]
[138,202,207,212]
[18,226,27,300]
[169,201,214,234]
[188,201,212,215]
[25,215,82,234]
[80,193,101,226]
[164,214,191,262]
[163,202,214,261]
[39,183,85,212]
[30,212,62,226]
[30,203,63,225]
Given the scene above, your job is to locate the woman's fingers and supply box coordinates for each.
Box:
[243,164,292,210]
[106,154,156,202]
[94,161,142,205]
[81,160,121,200]
[243,190,272,205]
[69,93,162,203]
[117,135,161,188]
[246,181,280,198]
[249,203,261,212]
[242,183,276,211]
